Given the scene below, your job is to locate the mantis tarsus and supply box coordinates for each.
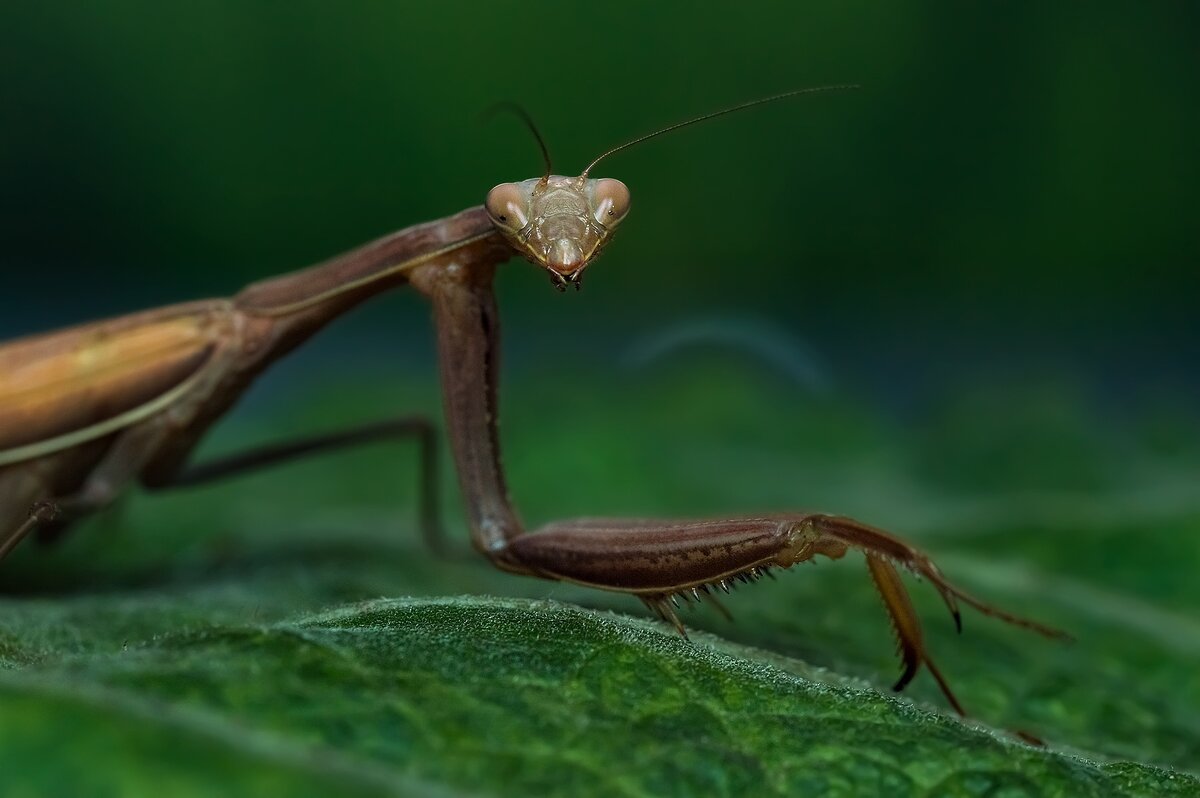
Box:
[0,88,1067,732]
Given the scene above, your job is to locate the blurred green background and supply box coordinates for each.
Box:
[2,2,1197,410]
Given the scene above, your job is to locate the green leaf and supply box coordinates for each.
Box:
[2,371,1198,796]
[0,598,1194,797]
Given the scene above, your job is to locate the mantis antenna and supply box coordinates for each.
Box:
[581,85,860,177]
[484,102,554,183]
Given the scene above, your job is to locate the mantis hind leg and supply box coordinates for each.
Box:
[0,422,170,564]
[141,416,447,555]
[0,504,57,562]
[1,482,137,563]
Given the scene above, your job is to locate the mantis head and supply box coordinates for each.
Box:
[483,85,857,291]
[485,175,630,290]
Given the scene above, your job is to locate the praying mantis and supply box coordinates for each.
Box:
[0,88,1066,729]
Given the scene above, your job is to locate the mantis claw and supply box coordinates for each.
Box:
[867,553,964,712]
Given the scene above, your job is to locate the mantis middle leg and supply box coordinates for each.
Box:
[144,416,445,553]
[1,416,444,564]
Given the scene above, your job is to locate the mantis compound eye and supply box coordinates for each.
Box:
[589,178,630,228]
[485,183,530,230]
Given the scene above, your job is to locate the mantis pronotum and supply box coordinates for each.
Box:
[0,89,1066,732]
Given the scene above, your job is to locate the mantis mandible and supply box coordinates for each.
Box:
[0,88,1066,727]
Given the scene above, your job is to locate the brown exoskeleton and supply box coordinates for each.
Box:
[0,89,1066,730]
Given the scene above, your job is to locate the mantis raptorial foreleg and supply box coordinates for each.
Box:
[413,257,1068,720]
